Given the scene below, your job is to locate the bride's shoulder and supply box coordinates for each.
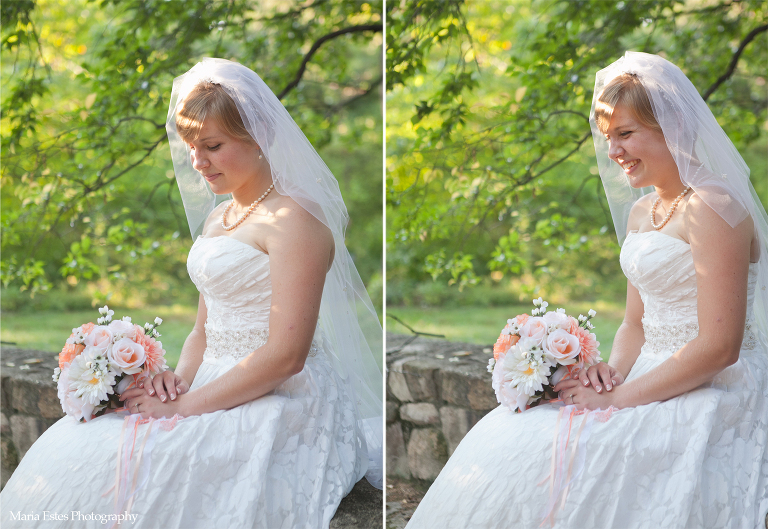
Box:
[267,195,333,241]
[683,192,754,234]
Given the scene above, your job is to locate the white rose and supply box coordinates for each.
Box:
[544,329,581,365]
[84,326,113,355]
[108,338,146,374]
[108,319,137,341]
[543,310,570,331]
[519,317,548,345]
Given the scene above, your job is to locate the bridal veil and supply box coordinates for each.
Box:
[165,58,383,488]
[589,51,768,341]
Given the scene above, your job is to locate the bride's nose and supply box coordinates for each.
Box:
[608,139,624,161]
[191,150,210,172]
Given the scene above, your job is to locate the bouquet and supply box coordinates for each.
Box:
[52,305,168,422]
[487,298,601,413]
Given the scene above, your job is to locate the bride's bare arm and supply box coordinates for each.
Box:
[174,293,208,385]
[607,281,645,379]
[176,202,333,416]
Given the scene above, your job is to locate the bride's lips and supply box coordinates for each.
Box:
[203,173,221,182]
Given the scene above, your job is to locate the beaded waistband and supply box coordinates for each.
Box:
[642,319,759,352]
[204,323,323,361]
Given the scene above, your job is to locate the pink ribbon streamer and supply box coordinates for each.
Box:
[540,404,616,527]
[104,412,182,529]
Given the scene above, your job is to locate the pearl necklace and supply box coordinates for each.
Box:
[650,186,690,230]
[221,183,274,231]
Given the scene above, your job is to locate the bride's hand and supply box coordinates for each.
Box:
[139,370,190,402]
[119,389,187,419]
[553,377,627,410]
[576,362,624,393]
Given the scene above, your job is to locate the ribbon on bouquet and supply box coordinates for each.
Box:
[103,412,182,529]
[539,404,616,527]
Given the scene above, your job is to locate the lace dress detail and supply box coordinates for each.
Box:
[406,230,768,529]
[203,324,321,361]
[0,235,367,528]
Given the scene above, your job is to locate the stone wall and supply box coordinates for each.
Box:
[1,347,62,489]
[0,347,382,528]
[386,333,496,481]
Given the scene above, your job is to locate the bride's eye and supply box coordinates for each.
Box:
[620,131,632,137]
[208,144,222,151]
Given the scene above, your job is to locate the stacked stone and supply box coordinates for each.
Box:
[386,334,497,482]
[0,347,63,489]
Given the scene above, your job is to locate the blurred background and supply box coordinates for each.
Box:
[1,0,383,367]
[386,0,767,354]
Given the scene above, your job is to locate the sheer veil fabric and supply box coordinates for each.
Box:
[589,51,768,340]
[165,58,383,488]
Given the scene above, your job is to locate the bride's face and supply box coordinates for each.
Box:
[604,103,679,189]
[187,118,263,195]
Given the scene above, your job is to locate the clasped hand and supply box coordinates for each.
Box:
[119,371,190,419]
[552,362,626,410]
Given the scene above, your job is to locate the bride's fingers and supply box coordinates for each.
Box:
[587,367,603,393]
[152,374,172,401]
[578,369,591,387]
[597,364,614,391]
[119,388,145,401]
[553,378,579,393]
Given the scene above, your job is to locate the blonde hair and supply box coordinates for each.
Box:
[594,73,662,135]
[175,82,254,143]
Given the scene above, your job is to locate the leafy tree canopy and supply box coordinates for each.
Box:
[2,0,383,311]
[386,0,767,305]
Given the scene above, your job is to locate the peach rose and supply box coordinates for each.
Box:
[59,343,85,369]
[544,329,581,365]
[108,338,146,374]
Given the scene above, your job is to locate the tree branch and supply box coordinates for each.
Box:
[703,23,768,101]
[277,23,382,100]
[326,75,382,115]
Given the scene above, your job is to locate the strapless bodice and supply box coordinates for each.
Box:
[620,230,759,353]
[188,235,272,331]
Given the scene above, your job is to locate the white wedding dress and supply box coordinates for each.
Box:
[406,230,768,528]
[1,235,367,528]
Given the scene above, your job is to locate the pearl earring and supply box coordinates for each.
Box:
[258,148,263,160]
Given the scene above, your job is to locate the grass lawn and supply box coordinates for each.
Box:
[387,299,626,362]
[1,305,198,369]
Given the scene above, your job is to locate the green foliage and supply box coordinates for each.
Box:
[2,0,383,313]
[387,0,768,306]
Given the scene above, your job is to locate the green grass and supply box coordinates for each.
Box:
[1,305,198,369]
[387,300,626,362]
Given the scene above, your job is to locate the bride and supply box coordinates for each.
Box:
[0,58,383,528]
[405,52,767,528]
